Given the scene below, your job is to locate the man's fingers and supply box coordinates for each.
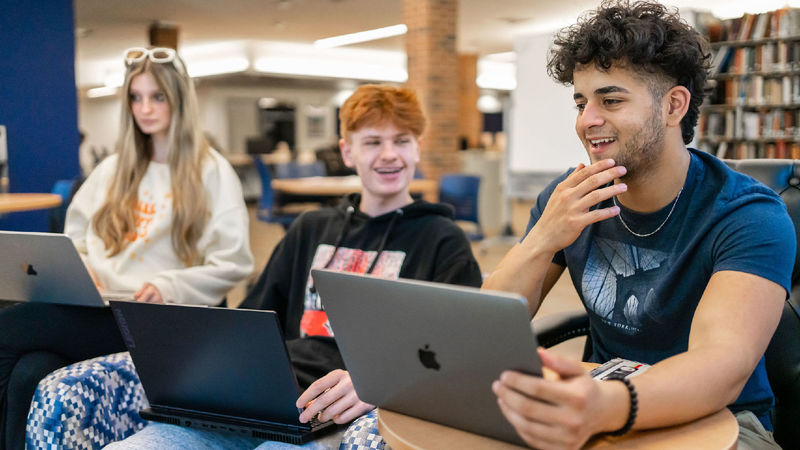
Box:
[333,402,375,424]
[299,380,349,422]
[577,183,627,211]
[582,205,621,226]
[297,377,336,408]
[574,164,627,197]
[493,378,563,424]
[319,390,358,422]
[539,347,588,379]
[497,398,563,450]
[564,159,617,188]
[300,387,346,422]
[498,370,589,412]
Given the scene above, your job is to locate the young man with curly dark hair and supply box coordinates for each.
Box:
[485,1,793,448]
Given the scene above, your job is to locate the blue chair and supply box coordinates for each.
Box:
[439,174,483,241]
[253,157,298,229]
[273,161,326,179]
[273,160,333,207]
[49,178,79,233]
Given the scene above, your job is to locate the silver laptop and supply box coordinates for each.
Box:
[311,269,542,447]
[0,231,131,307]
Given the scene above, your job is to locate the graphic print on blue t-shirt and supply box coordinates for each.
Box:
[582,237,670,335]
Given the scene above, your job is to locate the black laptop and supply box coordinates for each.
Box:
[109,301,335,444]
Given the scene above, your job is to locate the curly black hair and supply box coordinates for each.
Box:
[546,0,711,144]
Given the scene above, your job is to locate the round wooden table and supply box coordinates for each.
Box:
[0,193,62,214]
[378,408,738,449]
[378,363,739,450]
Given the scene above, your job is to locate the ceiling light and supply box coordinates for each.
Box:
[314,24,408,49]
[186,57,250,77]
[254,56,407,82]
[258,97,279,109]
[484,52,516,62]
[334,89,355,106]
[477,94,503,113]
[477,59,516,91]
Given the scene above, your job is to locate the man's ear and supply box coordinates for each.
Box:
[339,138,355,167]
[664,85,690,128]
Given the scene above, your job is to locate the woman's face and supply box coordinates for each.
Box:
[129,72,171,138]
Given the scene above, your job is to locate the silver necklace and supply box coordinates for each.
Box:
[612,188,683,238]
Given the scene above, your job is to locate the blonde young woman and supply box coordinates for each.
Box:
[0,47,253,450]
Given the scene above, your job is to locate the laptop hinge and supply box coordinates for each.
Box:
[148,404,311,431]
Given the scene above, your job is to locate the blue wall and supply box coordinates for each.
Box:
[0,0,80,231]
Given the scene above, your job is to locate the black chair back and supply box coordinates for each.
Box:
[725,159,800,448]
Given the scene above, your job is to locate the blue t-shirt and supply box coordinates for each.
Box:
[526,149,795,429]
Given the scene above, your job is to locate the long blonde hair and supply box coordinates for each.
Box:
[92,55,209,266]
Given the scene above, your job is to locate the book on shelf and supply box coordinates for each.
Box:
[711,75,800,106]
[711,8,800,42]
[742,112,761,139]
[725,109,736,138]
[738,13,755,41]
[710,45,731,76]
[716,141,729,159]
[704,7,800,159]
[751,13,768,40]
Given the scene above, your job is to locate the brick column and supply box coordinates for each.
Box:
[458,53,481,149]
[404,0,459,181]
[149,22,179,50]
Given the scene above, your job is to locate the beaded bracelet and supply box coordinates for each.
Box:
[608,376,638,436]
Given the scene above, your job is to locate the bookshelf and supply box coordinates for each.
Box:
[698,7,800,159]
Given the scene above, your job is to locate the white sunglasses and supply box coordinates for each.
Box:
[123,47,177,66]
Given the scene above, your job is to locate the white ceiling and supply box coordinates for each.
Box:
[75,0,592,59]
[74,0,789,89]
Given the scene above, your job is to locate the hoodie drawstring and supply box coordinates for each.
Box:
[365,208,403,274]
[309,206,403,293]
[309,205,354,294]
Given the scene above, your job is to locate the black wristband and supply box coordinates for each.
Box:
[608,376,638,436]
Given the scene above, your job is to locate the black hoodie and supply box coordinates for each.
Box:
[240,193,482,387]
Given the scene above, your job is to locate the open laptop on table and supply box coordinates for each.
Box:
[311,269,542,447]
[108,301,336,444]
[0,231,132,307]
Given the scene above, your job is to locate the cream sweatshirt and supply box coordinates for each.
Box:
[65,149,254,305]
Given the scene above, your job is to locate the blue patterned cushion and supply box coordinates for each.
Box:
[339,410,387,450]
[25,352,148,450]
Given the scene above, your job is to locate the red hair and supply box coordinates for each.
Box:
[339,84,426,141]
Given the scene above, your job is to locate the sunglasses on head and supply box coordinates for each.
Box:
[123,47,177,66]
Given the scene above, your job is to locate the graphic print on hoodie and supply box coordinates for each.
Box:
[301,245,405,336]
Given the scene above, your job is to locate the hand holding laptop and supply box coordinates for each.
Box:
[492,347,627,449]
[297,369,375,424]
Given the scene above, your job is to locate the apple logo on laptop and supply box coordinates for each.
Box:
[21,263,37,276]
[418,344,440,371]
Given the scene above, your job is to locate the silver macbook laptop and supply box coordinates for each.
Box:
[109,301,336,444]
[311,269,542,447]
[0,231,132,307]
